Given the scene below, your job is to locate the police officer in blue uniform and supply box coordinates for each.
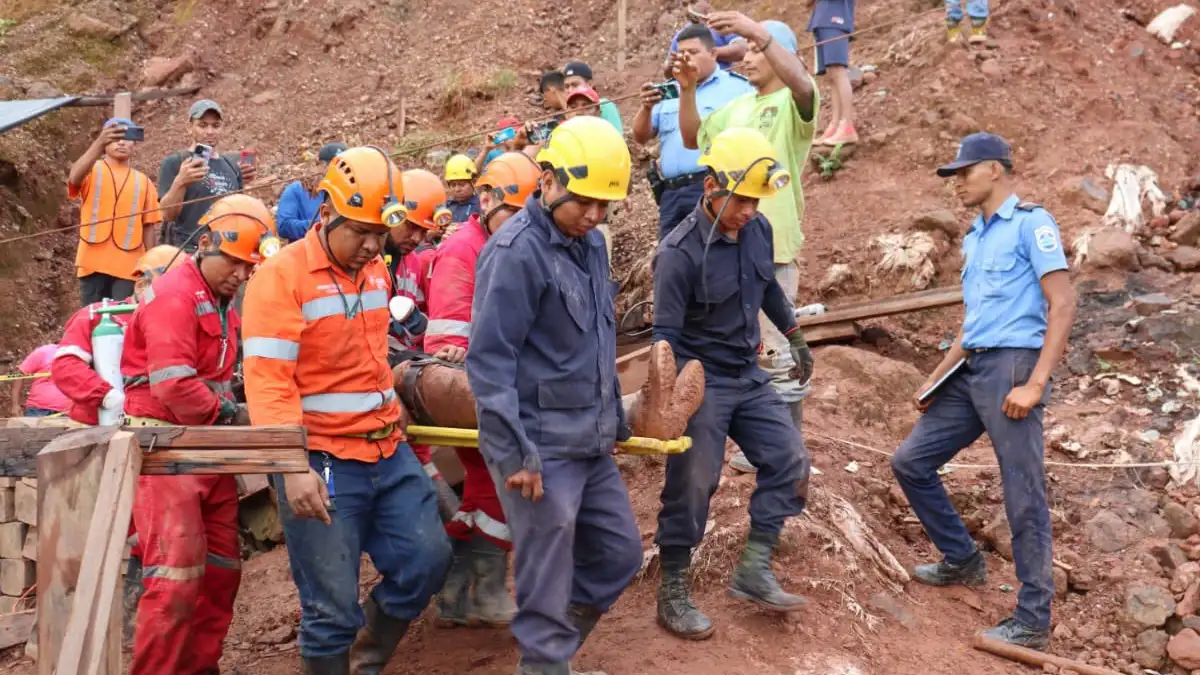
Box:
[632,22,753,241]
[651,128,812,640]
[891,132,1076,650]
[467,116,643,675]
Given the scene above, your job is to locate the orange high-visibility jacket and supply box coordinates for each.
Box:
[242,225,403,461]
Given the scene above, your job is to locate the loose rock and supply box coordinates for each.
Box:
[1086,510,1141,552]
[1085,229,1140,271]
[981,512,1013,561]
[1152,542,1189,574]
[24,81,63,99]
[1053,567,1069,599]
[1168,628,1200,669]
[1170,212,1200,246]
[1060,176,1110,215]
[1168,246,1200,272]
[1165,501,1200,539]
[1133,293,1173,316]
[66,14,123,40]
[910,210,960,239]
[1123,583,1175,628]
[1134,629,1169,669]
[1172,562,1200,594]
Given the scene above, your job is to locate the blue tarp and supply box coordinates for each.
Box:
[0,96,80,134]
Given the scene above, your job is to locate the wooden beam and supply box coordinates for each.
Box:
[803,321,861,344]
[69,85,202,107]
[112,92,132,120]
[616,0,627,71]
[57,432,139,675]
[796,286,963,328]
[0,425,308,478]
[0,609,35,651]
[37,427,115,675]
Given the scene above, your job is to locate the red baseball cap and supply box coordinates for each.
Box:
[566,85,600,105]
[495,116,521,130]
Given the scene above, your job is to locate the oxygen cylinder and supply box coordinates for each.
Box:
[92,304,135,426]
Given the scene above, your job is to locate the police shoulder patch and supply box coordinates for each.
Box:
[662,213,698,248]
[1015,201,1043,211]
[1034,225,1060,253]
[493,214,531,248]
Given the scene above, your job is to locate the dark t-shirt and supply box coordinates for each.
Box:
[156,151,244,249]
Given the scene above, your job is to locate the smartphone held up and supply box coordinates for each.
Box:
[122,126,145,142]
[193,143,214,166]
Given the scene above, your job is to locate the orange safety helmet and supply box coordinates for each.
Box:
[198,194,281,264]
[400,169,452,230]
[318,146,406,228]
[133,245,183,280]
[476,152,541,211]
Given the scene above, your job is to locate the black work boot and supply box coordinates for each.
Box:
[912,551,988,587]
[981,617,1049,650]
[302,653,351,675]
[567,603,603,648]
[435,538,472,627]
[349,596,411,675]
[656,547,714,640]
[728,529,807,613]
[123,555,145,644]
[468,535,516,626]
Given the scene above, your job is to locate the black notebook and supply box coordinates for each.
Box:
[917,357,967,404]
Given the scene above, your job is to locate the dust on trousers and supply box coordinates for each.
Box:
[130,474,241,675]
[494,456,642,665]
[657,371,811,548]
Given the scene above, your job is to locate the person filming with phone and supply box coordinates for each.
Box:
[68,117,163,306]
[157,99,257,250]
[633,22,752,241]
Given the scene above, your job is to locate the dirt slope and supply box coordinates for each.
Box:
[1,0,1200,672]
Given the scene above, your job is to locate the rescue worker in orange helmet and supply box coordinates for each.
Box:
[242,147,451,675]
[423,152,539,628]
[120,194,279,675]
[50,243,184,644]
[386,168,462,524]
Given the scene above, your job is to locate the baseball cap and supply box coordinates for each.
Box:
[318,142,348,163]
[104,117,134,129]
[495,116,521,130]
[563,61,594,81]
[188,99,223,120]
[566,85,601,105]
[761,20,798,55]
[936,132,1013,177]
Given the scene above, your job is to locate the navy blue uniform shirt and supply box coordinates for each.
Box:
[652,205,798,379]
[447,195,481,224]
[467,195,627,480]
[807,0,856,32]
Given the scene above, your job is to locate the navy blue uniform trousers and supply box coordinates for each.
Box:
[493,455,642,665]
[891,348,1053,629]
[657,371,810,548]
[657,182,705,241]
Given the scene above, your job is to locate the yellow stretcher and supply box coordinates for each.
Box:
[405,425,692,456]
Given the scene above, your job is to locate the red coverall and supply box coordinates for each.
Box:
[121,257,241,675]
[425,215,510,549]
[392,246,441,472]
[51,299,143,557]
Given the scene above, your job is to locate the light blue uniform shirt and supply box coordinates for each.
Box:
[961,194,1068,350]
[652,68,754,180]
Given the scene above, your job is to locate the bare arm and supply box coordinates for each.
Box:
[9,381,23,416]
[1029,270,1075,391]
[709,12,816,119]
[631,84,663,145]
[157,155,207,223]
[69,127,124,187]
[672,54,703,150]
[714,39,748,64]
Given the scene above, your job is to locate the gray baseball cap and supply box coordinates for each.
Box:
[189,99,223,120]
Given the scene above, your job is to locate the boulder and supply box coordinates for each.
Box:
[1134,629,1169,669]
[1168,628,1200,669]
[141,52,195,88]
[1053,567,1069,600]
[24,81,63,99]
[1085,510,1140,552]
[1167,246,1200,272]
[1170,212,1200,246]
[1060,176,1110,215]
[910,210,960,239]
[66,14,122,40]
[1133,293,1173,316]
[1153,542,1189,574]
[1085,228,1139,271]
[980,511,1013,561]
[947,113,980,136]
[1165,501,1200,539]
[1124,583,1175,628]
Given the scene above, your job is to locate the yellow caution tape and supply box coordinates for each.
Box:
[0,372,50,382]
[405,425,692,456]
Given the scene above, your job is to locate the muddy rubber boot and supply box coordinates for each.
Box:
[467,535,516,626]
[566,603,609,675]
[302,653,351,675]
[515,660,570,675]
[349,596,411,675]
[435,538,472,627]
[123,555,145,644]
[728,530,807,613]
[656,547,714,640]
[789,400,803,428]
[431,473,462,525]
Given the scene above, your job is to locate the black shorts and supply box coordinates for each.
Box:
[813,27,851,74]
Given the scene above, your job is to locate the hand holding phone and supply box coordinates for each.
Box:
[492,127,517,146]
[193,143,214,166]
[687,8,709,23]
[123,126,145,142]
[653,82,680,100]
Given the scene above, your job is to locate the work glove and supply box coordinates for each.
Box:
[217,398,239,424]
[787,327,814,387]
[101,388,125,412]
[389,307,429,341]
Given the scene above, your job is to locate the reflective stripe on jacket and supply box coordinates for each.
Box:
[242,225,403,461]
[121,257,235,425]
[425,215,487,353]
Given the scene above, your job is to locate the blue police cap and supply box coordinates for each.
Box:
[936,132,1012,177]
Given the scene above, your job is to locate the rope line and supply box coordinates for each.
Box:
[0,6,946,246]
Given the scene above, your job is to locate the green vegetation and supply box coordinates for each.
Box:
[393,130,458,160]
[174,0,201,24]
[436,69,521,119]
[0,18,17,36]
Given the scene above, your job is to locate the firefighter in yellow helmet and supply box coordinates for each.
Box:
[651,127,811,640]
[443,153,481,225]
[465,115,640,674]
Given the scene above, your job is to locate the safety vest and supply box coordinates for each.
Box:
[78,161,148,251]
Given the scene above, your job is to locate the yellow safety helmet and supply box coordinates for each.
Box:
[535,116,630,201]
[698,128,791,199]
[444,154,477,182]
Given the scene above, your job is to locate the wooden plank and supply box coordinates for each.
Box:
[796,286,963,328]
[237,474,270,499]
[86,433,140,675]
[37,427,115,675]
[22,525,36,561]
[14,481,35,525]
[805,321,861,344]
[0,486,13,521]
[0,425,308,478]
[616,0,627,71]
[0,609,35,651]
[0,521,26,558]
[112,92,132,120]
[68,85,202,107]
[0,558,33,595]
